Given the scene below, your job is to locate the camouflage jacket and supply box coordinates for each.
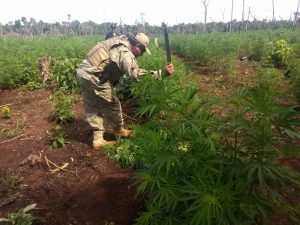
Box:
[79,35,145,84]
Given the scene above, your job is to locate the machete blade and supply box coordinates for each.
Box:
[162,22,171,64]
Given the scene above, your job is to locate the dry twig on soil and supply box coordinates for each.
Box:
[0,132,31,144]
[44,155,75,174]
[0,103,13,108]
[122,113,137,121]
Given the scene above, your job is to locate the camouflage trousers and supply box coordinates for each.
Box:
[76,68,123,132]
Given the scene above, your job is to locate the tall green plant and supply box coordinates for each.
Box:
[50,90,75,123]
[0,36,96,89]
[265,39,292,68]
[288,59,300,104]
[50,57,81,93]
[108,62,299,225]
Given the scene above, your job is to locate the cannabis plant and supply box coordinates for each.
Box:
[287,59,300,105]
[21,81,43,91]
[1,106,11,118]
[50,57,81,93]
[265,39,292,68]
[109,63,300,225]
[50,90,75,123]
[0,203,37,225]
[47,125,67,148]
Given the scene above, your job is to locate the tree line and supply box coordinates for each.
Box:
[0,16,299,36]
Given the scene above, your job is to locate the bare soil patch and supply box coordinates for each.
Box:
[0,89,142,225]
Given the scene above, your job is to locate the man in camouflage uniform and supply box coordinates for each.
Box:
[105,23,117,40]
[76,33,174,149]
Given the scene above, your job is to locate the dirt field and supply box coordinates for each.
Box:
[0,89,143,225]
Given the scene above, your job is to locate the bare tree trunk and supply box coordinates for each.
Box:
[140,13,146,33]
[154,37,159,48]
[272,0,275,22]
[293,0,300,30]
[245,6,251,31]
[202,0,209,32]
[289,11,294,29]
[290,11,293,21]
[209,17,216,32]
[242,0,245,22]
[272,0,275,29]
[38,57,51,83]
[229,0,234,32]
[241,0,245,31]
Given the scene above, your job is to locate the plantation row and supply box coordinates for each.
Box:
[163,29,300,75]
[0,30,300,224]
[0,36,99,89]
[1,29,300,88]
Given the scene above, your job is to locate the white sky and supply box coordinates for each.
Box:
[0,0,299,25]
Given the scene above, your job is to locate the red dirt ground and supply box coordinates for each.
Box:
[0,88,143,225]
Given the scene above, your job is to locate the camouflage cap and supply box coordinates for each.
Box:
[135,33,151,55]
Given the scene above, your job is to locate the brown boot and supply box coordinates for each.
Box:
[92,131,115,150]
[113,127,133,138]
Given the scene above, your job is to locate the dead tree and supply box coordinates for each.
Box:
[154,37,159,48]
[293,0,300,30]
[38,57,51,83]
[202,0,209,32]
[140,12,146,33]
[209,17,216,32]
[229,0,234,32]
[221,8,226,31]
[245,6,251,31]
[222,8,226,22]
[272,0,275,22]
[241,0,245,31]
[289,11,293,21]
[242,0,245,22]
[272,0,275,29]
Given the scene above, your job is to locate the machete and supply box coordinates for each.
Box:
[162,22,171,65]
